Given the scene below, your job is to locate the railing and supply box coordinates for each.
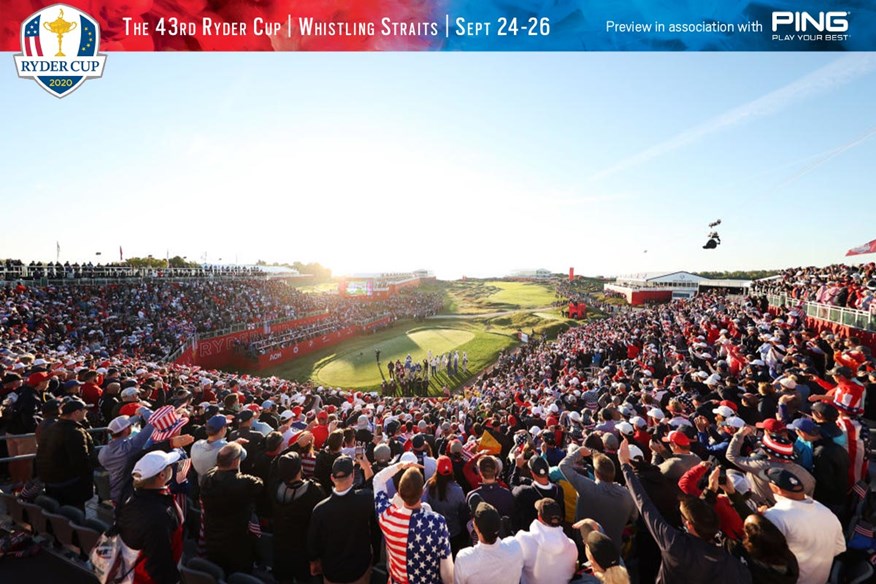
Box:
[766,294,875,332]
[161,309,330,363]
[0,427,110,464]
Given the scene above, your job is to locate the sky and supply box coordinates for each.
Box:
[1,53,874,280]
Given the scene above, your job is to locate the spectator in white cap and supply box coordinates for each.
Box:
[117,450,184,584]
[98,412,155,506]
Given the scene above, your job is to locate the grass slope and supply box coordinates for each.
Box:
[444,280,559,314]
[252,319,514,392]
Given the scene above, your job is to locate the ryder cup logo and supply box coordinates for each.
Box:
[13,4,107,98]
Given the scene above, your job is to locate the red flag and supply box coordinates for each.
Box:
[846,238,876,257]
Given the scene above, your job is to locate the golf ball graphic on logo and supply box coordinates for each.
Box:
[13,3,107,98]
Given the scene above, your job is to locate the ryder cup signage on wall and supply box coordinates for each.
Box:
[13,4,107,98]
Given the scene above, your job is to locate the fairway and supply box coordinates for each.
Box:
[251,319,518,392]
[445,280,558,314]
[316,328,475,387]
[236,278,584,392]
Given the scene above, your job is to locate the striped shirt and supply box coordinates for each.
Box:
[374,463,451,584]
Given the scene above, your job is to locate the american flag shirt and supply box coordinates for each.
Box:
[374,464,451,584]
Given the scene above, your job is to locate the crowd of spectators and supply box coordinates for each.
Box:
[2,259,272,281]
[0,279,347,362]
[236,290,444,357]
[0,274,874,584]
[751,263,876,312]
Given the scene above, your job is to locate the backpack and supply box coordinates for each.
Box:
[88,527,141,584]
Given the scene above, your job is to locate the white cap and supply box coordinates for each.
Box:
[779,378,797,390]
[399,452,418,464]
[132,450,180,481]
[569,411,582,423]
[616,421,634,435]
[261,400,275,409]
[647,408,665,421]
[279,410,294,421]
[705,374,722,386]
[121,387,139,399]
[712,405,735,418]
[722,416,746,429]
[33,358,48,367]
[135,368,147,376]
[628,444,645,461]
[548,403,559,414]
[529,425,541,436]
[108,415,133,434]
[695,371,709,380]
[630,416,647,428]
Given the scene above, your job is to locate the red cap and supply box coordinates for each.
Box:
[719,400,738,412]
[317,410,328,421]
[437,455,453,476]
[756,419,786,433]
[662,430,691,447]
[27,372,50,386]
[292,406,302,417]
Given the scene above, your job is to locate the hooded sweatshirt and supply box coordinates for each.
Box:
[513,519,577,584]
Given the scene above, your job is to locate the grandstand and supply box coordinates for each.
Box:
[1,260,875,583]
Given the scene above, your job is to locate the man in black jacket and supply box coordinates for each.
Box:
[200,442,264,575]
[35,398,95,510]
[792,418,850,514]
[308,455,378,584]
[117,450,184,584]
[512,455,564,532]
[618,439,752,584]
[7,371,51,486]
[271,452,326,584]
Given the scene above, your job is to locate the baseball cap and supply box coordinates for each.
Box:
[788,417,819,436]
[120,387,139,399]
[27,372,50,386]
[279,409,294,421]
[132,450,180,481]
[63,379,82,391]
[331,455,355,479]
[628,444,645,461]
[528,456,550,478]
[260,400,274,410]
[41,398,61,416]
[411,434,426,451]
[206,414,228,434]
[756,419,786,433]
[616,421,634,435]
[236,410,255,423]
[712,405,734,418]
[647,408,665,421]
[534,498,562,527]
[721,416,746,429]
[630,416,647,428]
[586,531,622,570]
[473,502,502,539]
[276,452,303,482]
[108,415,133,434]
[437,455,453,476]
[662,430,691,447]
[761,467,805,493]
[61,398,87,414]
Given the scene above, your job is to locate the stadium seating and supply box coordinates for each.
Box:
[181,557,226,584]
[0,490,27,527]
[71,518,109,556]
[227,573,262,584]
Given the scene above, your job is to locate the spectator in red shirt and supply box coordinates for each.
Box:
[80,370,103,406]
